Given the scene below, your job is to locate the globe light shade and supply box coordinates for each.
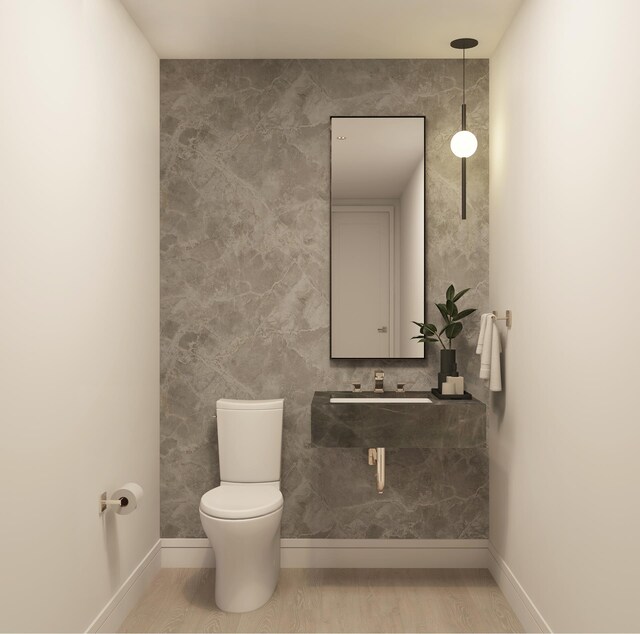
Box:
[450,130,478,158]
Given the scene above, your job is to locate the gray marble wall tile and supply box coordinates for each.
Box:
[160,59,490,539]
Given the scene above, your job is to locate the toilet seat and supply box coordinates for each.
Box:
[200,484,283,520]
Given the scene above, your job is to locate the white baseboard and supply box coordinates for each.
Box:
[86,540,161,633]
[162,538,214,567]
[487,542,552,633]
[161,537,490,569]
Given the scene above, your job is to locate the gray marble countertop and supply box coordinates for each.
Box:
[311,391,486,449]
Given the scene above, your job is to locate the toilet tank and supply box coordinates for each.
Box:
[216,398,284,483]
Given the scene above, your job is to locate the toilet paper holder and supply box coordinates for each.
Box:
[99,491,130,514]
[99,483,144,516]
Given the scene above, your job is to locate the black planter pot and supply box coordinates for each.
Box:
[438,349,458,390]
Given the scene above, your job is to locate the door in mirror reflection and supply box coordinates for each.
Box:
[330,117,425,359]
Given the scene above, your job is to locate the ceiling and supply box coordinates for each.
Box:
[331,118,424,199]
[120,0,522,59]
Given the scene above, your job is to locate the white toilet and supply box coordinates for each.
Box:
[199,398,284,613]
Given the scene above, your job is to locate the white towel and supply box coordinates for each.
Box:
[475,313,491,354]
[489,320,502,392]
[479,317,493,379]
[477,315,502,392]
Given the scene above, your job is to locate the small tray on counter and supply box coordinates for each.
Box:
[431,388,473,400]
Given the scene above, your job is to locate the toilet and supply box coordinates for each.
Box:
[199,398,284,613]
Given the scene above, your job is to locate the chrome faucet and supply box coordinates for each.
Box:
[373,370,384,393]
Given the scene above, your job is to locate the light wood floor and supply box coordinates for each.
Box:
[119,568,523,633]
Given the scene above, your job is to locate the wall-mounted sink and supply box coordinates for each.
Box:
[311,391,485,448]
[330,397,432,404]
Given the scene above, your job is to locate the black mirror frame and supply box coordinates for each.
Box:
[329,115,427,361]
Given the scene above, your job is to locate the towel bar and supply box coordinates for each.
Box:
[492,310,512,328]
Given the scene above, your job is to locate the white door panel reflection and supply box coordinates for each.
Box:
[332,208,391,358]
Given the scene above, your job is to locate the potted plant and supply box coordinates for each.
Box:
[413,284,477,391]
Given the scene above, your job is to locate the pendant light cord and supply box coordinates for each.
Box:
[461,48,467,130]
[462,48,466,105]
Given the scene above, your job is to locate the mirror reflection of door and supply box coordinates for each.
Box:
[330,116,425,359]
[332,207,392,358]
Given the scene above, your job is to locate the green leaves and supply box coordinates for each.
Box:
[453,308,477,322]
[453,287,470,302]
[412,322,438,335]
[413,284,477,348]
[444,322,463,340]
[446,285,455,301]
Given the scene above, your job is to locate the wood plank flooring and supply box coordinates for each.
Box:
[119,568,523,633]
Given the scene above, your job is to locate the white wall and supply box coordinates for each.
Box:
[0,1,159,631]
[490,0,640,630]
[399,158,424,357]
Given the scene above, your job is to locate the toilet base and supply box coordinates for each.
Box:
[200,507,282,613]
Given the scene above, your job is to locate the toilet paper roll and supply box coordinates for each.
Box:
[112,482,144,515]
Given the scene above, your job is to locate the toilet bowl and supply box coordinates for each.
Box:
[200,398,284,613]
[200,485,283,613]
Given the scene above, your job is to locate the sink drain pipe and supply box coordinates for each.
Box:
[368,448,385,494]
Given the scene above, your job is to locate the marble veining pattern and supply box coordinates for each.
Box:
[160,60,490,539]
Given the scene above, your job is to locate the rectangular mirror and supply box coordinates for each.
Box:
[330,116,426,359]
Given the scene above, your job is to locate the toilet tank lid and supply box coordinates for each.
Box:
[217,398,284,411]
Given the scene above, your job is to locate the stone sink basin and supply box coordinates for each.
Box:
[311,391,486,448]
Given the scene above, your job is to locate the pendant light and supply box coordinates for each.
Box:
[450,37,479,219]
